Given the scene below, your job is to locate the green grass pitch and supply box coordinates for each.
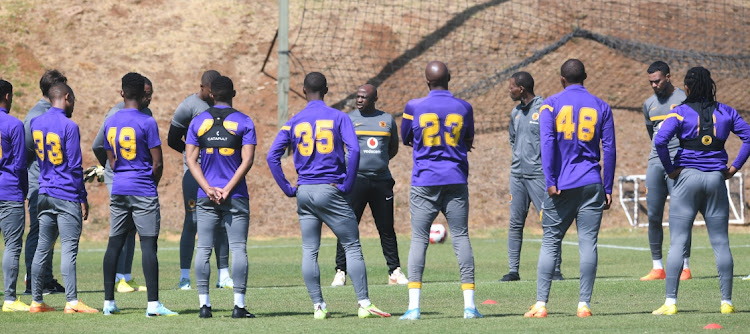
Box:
[2,228,750,333]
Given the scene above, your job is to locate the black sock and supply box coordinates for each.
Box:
[140,236,159,302]
[103,234,128,300]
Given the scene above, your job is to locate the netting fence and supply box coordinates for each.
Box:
[288,0,749,133]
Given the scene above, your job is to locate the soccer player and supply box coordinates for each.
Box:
[330,84,407,287]
[641,61,692,281]
[100,73,177,317]
[92,77,155,293]
[399,61,482,320]
[168,70,232,290]
[186,76,256,319]
[524,59,616,318]
[267,72,390,320]
[0,79,31,312]
[22,70,67,295]
[651,67,750,315]
[501,72,563,282]
[29,82,97,313]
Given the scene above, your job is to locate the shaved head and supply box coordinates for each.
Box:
[425,61,450,89]
[561,59,587,84]
[356,84,378,113]
[48,82,72,101]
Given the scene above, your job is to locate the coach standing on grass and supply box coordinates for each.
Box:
[501,72,563,283]
[524,59,615,319]
[186,76,257,319]
[640,61,692,282]
[399,61,482,320]
[0,80,31,312]
[330,84,408,288]
[29,83,97,313]
[101,73,177,317]
[651,67,750,316]
[267,72,390,320]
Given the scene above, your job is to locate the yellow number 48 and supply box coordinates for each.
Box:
[554,106,598,142]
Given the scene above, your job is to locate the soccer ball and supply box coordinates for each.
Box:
[429,224,447,244]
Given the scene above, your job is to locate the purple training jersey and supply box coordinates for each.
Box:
[29,107,87,203]
[401,90,474,186]
[0,108,28,202]
[185,105,257,199]
[103,108,161,196]
[539,85,616,194]
[267,100,360,196]
[655,102,750,173]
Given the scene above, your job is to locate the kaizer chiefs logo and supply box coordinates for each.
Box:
[379,121,387,128]
[532,113,539,121]
[701,135,713,145]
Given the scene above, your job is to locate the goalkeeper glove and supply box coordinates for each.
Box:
[84,165,105,183]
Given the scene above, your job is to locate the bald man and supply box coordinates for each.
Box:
[400,61,481,320]
[524,59,616,318]
[330,84,406,287]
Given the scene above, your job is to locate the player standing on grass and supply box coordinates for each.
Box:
[399,61,482,320]
[651,67,750,315]
[186,76,257,319]
[500,72,563,282]
[100,73,177,317]
[267,72,391,320]
[641,61,692,282]
[524,59,615,318]
[22,70,67,296]
[28,83,97,313]
[92,77,155,293]
[330,84,408,287]
[168,70,233,290]
[0,80,31,312]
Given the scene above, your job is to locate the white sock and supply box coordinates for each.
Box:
[147,301,159,310]
[358,299,371,308]
[653,259,663,270]
[219,268,230,281]
[234,293,245,308]
[314,302,327,311]
[68,300,78,306]
[578,301,589,309]
[408,288,421,310]
[665,298,676,306]
[104,300,115,308]
[722,300,732,306]
[683,258,690,269]
[124,274,132,282]
[199,294,211,307]
[463,289,475,309]
[181,269,190,280]
[535,301,546,308]
[115,273,125,281]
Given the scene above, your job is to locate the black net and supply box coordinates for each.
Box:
[290,0,749,133]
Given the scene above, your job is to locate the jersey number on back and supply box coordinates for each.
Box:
[32,130,64,165]
[419,113,464,147]
[107,127,137,160]
[294,120,334,156]
[554,106,598,142]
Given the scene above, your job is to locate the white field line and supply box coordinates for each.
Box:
[45,240,750,253]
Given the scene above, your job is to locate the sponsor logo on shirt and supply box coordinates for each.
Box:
[532,112,539,121]
[354,123,363,127]
[367,137,378,149]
